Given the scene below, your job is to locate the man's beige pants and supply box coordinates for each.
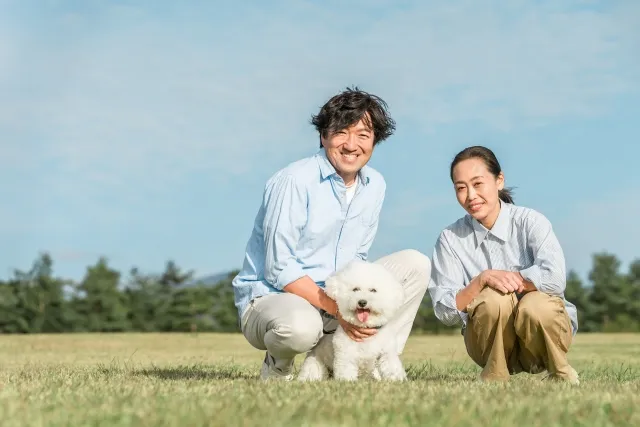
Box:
[464,287,574,381]
[240,249,431,372]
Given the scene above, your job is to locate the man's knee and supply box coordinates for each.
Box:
[267,309,324,354]
[380,249,431,288]
[469,287,515,325]
[397,249,431,276]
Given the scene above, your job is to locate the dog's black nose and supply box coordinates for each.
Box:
[358,299,367,308]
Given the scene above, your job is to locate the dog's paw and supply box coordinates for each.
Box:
[297,356,329,382]
[297,372,321,382]
[388,371,407,382]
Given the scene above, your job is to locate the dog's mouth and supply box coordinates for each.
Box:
[356,308,370,323]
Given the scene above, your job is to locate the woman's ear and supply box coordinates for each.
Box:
[496,172,505,190]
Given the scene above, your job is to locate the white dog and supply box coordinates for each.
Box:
[297,260,407,382]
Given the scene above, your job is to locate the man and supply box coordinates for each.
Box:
[232,87,431,380]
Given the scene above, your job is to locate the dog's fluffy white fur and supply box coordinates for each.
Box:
[297,260,407,382]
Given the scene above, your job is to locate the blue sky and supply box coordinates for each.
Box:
[2,0,639,285]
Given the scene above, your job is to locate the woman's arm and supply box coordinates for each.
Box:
[429,233,469,326]
[518,211,567,296]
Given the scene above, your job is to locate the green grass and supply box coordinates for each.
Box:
[1,333,639,426]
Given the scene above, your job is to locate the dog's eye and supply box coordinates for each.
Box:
[352,287,360,292]
[369,288,377,293]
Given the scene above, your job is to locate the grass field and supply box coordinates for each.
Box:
[1,333,639,426]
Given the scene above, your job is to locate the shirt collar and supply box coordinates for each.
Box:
[315,149,371,186]
[471,200,511,247]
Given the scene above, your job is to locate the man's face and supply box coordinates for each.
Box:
[321,118,375,185]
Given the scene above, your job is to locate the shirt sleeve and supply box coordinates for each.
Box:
[261,173,308,290]
[518,212,567,296]
[355,182,386,261]
[429,232,468,326]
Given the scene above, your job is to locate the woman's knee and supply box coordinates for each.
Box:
[515,292,568,333]
[468,287,515,325]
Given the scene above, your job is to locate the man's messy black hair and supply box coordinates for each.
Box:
[311,86,396,147]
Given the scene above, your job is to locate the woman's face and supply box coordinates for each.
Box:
[452,157,504,229]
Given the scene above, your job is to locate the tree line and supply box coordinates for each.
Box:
[0,251,638,334]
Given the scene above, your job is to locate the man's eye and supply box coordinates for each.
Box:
[353,287,360,292]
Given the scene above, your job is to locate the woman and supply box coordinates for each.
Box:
[428,146,579,384]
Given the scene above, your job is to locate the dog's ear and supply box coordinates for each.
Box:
[324,276,341,300]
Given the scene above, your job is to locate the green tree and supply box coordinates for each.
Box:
[587,253,636,332]
[125,267,171,332]
[159,260,193,287]
[164,286,215,332]
[209,271,241,332]
[0,253,70,333]
[411,296,459,335]
[564,270,593,332]
[72,257,130,332]
[625,259,640,323]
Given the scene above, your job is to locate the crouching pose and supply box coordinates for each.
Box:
[298,260,407,382]
[232,87,430,380]
[428,146,579,384]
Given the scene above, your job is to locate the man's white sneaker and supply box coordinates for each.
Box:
[260,352,294,381]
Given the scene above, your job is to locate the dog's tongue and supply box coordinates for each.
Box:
[357,309,369,323]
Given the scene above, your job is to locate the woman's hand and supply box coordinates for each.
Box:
[480,270,524,294]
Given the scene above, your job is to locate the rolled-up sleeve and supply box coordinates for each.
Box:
[519,213,566,296]
[429,233,468,326]
[262,174,307,290]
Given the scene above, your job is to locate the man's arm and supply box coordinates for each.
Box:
[261,173,308,290]
[283,276,337,315]
[261,173,336,313]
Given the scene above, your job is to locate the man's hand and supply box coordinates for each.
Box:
[337,311,378,342]
[282,276,378,342]
[480,270,525,294]
[321,293,377,342]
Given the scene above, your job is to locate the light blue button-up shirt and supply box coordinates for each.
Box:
[428,201,579,334]
[232,149,386,319]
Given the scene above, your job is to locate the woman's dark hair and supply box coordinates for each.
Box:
[311,86,396,147]
[450,145,515,204]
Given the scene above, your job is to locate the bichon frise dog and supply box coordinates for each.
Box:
[297,260,407,382]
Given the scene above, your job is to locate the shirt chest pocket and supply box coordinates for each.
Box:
[341,209,373,244]
[302,208,372,246]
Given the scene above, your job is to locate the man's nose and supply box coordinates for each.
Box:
[344,134,358,150]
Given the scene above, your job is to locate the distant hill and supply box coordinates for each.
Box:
[180,271,235,288]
